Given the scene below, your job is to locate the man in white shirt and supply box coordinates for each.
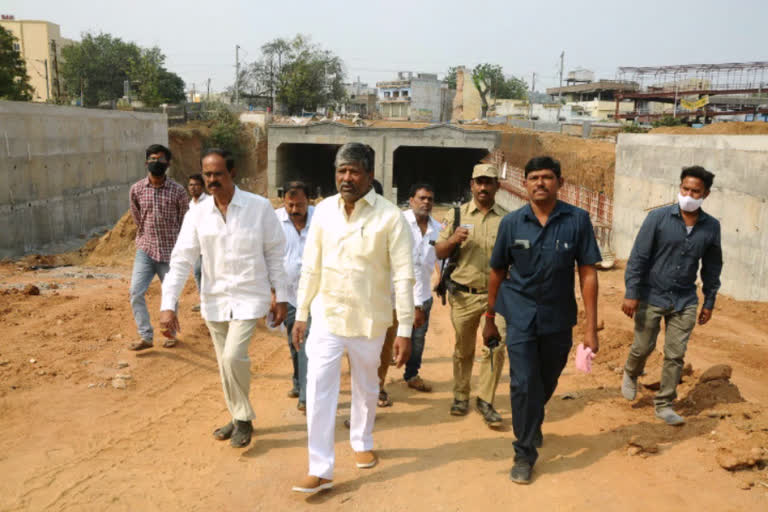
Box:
[187,173,209,311]
[159,148,288,450]
[291,143,414,494]
[402,183,442,392]
[275,181,315,411]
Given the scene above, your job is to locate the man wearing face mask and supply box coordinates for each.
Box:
[621,165,722,426]
[127,144,189,351]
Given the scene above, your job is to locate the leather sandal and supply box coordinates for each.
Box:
[407,376,432,392]
[377,390,393,407]
[128,340,153,351]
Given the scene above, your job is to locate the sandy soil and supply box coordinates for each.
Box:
[1,252,767,511]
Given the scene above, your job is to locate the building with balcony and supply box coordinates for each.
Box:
[0,17,74,102]
[376,72,453,122]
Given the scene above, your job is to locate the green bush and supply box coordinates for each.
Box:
[201,101,246,161]
[621,123,649,133]
[651,116,685,128]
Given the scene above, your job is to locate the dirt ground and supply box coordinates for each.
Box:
[1,256,767,511]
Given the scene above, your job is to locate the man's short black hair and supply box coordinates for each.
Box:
[201,147,235,172]
[680,165,715,190]
[524,156,561,178]
[285,180,310,198]
[146,144,172,161]
[409,183,434,198]
[372,179,383,195]
[188,173,204,185]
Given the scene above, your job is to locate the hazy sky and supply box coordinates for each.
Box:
[5,0,767,94]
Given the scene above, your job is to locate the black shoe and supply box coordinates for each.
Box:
[475,398,502,427]
[213,421,235,441]
[534,427,543,448]
[230,420,253,448]
[509,461,533,484]
[450,399,469,416]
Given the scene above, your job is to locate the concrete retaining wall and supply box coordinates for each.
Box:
[0,101,168,258]
[613,134,768,302]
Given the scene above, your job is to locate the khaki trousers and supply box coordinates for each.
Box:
[378,310,398,390]
[624,302,697,411]
[205,318,259,421]
[450,290,507,403]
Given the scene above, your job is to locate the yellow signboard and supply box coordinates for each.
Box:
[680,95,710,111]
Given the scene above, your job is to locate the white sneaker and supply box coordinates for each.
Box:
[622,371,637,401]
[655,407,685,426]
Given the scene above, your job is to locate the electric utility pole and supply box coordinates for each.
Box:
[528,72,536,121]
[556,50,565,122]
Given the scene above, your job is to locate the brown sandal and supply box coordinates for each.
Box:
[128,340,153,351]
[377,390,393,407]
[407,376,432,392]
[162,338,177,348]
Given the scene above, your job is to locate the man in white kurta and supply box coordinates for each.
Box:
[291,143,414,494]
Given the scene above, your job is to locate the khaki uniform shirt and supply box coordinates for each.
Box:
[438,200,508,290]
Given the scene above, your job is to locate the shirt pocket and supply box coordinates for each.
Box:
[555,239,576,270]
[510,248,535,276]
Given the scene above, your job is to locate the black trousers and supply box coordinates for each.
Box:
[506,329,573,465]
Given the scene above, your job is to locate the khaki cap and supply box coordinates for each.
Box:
[472,163,499,179]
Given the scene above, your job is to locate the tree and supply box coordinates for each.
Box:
[444,64,528,117]
[237,35,346,114]
[0,25,33,101]
[443,66,459,89]
[60,32,184,107]
[60,33,140,106]
[128,47,185,107]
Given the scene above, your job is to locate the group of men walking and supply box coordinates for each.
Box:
[125,140,722,488]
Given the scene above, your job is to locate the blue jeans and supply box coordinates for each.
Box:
[404,297,433,381]
[130,249,170,342]
[285,303,310,403]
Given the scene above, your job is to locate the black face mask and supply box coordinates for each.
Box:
[148,161,168,176]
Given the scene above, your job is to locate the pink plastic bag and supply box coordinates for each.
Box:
[575,343,594,373]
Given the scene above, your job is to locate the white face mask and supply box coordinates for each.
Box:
[678,192,704,212]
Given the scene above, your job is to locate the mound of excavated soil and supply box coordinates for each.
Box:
[84,211,137,267]
[650,122,768,135]
[496,129,616,195]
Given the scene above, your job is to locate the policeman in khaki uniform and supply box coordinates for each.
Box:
[435,163,509,428]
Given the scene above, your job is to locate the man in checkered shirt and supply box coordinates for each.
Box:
[127,144,189,351]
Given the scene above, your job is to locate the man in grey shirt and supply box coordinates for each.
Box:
[621,165,723,426]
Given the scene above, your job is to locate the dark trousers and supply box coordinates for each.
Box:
[506,329,573,465]
[285,304,310,402]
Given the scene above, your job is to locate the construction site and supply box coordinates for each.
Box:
[2,90,768,510]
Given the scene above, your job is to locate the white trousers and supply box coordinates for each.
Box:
[305,316,385,479]
[205,319,259,422]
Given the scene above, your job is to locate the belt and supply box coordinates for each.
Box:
[449,280,487,295]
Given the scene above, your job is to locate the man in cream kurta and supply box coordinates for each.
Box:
[291,143,415,494]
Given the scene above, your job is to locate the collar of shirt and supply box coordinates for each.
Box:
[337,187,378,218]
[521,200,570,224]
[670,205,711,225]
[468,199,506,217]
[404,209,440,238]
[142,176,169,189]
[206,186,246,214]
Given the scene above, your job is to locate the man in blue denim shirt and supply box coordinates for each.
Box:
[621,166,722,427]
[485,156,601,484]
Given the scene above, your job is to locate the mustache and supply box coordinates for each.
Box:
[290,212,305,217]
[207,182,222,188]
